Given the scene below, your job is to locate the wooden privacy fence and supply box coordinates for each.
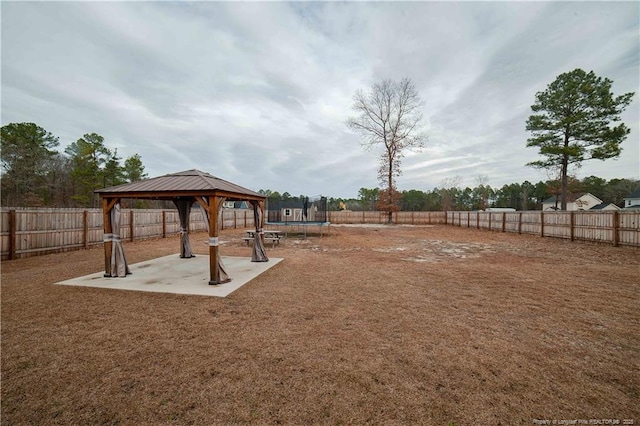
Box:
[329,211,448,225]
[1,208,255,260]
[2,208,638,260]
[328,210,639,247]
[445,210,639,247]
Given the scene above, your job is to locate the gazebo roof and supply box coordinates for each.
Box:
[95,169,265,201]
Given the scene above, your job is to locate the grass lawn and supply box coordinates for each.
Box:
[2,225,638,425]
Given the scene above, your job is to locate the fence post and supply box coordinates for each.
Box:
[130,210,134,242]
[233,210,237,229]
[502,213,506,232]
[540,211,544,237]
[162,210,166,238]
[488,213,491,231]
[467,212,470,228]
[612,211,619,247]
[444,211,448,225]
[569,211,575,241]
[477,212,480,229]
[9,209,17,260]
[518,212,522,234]
[83,210,89,249]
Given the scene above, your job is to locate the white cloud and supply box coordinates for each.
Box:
[2,1,638,198]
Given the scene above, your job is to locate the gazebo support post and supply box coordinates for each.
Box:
[208,195,221,285]
[259,200,266,243]
[102,197,118,277]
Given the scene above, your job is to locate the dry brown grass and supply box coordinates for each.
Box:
[2,225,639,425]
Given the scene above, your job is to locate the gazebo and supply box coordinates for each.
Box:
[95,169,268,285]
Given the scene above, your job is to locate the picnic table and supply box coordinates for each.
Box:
[242,230,282,248]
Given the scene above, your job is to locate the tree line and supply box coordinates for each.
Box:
[1,122,147,207]
[260,175,639,212]
[388,176,638,211]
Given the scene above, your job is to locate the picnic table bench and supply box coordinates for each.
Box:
[243,230,282,248]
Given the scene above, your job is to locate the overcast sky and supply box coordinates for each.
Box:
[2,1,638,198]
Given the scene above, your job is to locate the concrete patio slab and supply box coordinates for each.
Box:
[55,255,283,297]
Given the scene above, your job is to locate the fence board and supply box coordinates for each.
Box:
[618,210,640,246]
[543,211,571,240]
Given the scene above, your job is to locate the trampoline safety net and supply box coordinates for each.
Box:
[266,196,328,223]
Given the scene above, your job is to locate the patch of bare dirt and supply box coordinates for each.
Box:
[2,225,639,425]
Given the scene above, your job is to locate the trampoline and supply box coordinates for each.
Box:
[265,221,331,237]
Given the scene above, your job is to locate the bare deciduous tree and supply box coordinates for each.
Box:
[347,78,426,223]
[439,176,462,211]
[475,175,490,211]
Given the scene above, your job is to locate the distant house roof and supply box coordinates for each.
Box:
[590,202,620,211]
[624,204,640,210]
[268,200,308,210]
[543,194,579,204]
[95,169,265,201]
[543,193,602,204]
[543,195,561,204]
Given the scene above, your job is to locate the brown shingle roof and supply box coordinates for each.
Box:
[95,169,264,200]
